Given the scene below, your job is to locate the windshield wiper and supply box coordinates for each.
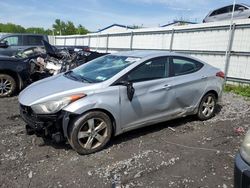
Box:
[77,76,93,83]
[65,71,93,83]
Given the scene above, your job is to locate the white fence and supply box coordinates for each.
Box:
[49,19,250,83]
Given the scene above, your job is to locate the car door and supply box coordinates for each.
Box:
[167,56,207,112]
[0,35,23,56]
[118,57,177,130]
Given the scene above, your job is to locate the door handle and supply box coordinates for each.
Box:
[201,76,208,80]
[162,84,172,90]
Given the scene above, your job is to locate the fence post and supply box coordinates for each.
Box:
[130,32,134,50]
[169,29,175,51]
[88,36,91,48]
[64,37,66,46]
[74,37,77,46]
[224,23,236,80]
[54,36,57,46]
[106,34,109,53]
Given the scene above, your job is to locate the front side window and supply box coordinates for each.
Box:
[172,57,203,76]
[65,55,141,83]
[127,57,169,82]
[1,36,21,46]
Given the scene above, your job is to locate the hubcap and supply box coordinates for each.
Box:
[78,118,108,150]
[0,78,12,96]
[202,96,215,117]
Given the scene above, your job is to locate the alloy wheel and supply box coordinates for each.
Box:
[0,77,12,96]
[77,118,108,150]
[201,95,215,118]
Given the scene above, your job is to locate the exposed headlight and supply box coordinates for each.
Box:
[31,94,86,114]
[240,130,250,164]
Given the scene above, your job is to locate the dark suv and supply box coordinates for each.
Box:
[0,34,48,56]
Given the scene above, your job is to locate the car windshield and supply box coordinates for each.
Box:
[64,55,141,83]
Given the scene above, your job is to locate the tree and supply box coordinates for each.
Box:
[52,19,66,35]
[0,19,89,35]
[77,24,89,34]
[26,27,46,34]
[0,23,25,33]
[65,21,76,35]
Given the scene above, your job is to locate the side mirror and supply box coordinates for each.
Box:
[118,81,135,101]
[0,41,8,48]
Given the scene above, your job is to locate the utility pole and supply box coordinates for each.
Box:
[224,0,236,80]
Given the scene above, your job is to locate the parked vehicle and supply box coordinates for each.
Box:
[235,130,250,188]
[203,3,250,23]
[0,40,106,97]
[0,33,89,56]
[0,55,31,97]
[0,34,48,56]
[19,51,225,155]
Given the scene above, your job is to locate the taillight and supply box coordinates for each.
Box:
[216,71,225,79]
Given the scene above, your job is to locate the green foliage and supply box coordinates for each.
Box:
[0,19,89,35]
[0,23,25,33]
[224,84,250,97]
[77,24,89,35]
[52,19,89,35]
[25,27,53,35]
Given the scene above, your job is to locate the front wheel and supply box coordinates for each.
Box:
[0,74,17,98]
[68,111,112,155]
[197,93,217,120]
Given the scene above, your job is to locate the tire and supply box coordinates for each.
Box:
[197,93,217,121]
[68,111,112,155]
[0,74,17,98]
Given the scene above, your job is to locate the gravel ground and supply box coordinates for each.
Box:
[0,92,250,188]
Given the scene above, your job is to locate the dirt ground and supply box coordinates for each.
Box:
[0,93,250,188]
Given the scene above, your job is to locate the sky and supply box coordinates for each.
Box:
[0,0,249,32]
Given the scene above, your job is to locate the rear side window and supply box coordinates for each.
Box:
[23,36,43,45]
[127,57,169,82]
[1,35,22,46]
[171,57,203,76]
[211,6,232,16]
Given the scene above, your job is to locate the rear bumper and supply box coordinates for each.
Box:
[235,153,250,188]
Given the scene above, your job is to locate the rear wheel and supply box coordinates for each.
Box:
[197,93,217,120]
[0,74,16,98]
[68,111,112,155]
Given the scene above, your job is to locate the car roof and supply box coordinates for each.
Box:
[113,50,184,58]
[0,33,46,39]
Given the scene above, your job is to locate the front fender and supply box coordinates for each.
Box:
[62,88,121,136]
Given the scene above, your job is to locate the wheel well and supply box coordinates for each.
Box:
[0,70,20,90]
[204,90,218,99]
[79,108,117,135]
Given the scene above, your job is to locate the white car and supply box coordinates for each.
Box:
[203,3,250,23]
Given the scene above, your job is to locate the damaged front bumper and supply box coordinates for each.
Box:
[19,104,72,141]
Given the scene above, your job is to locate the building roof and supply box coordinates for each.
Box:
[161,21,196,27]
[95,24,133,33]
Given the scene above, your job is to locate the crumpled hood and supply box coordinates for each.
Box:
[19,74,91,106]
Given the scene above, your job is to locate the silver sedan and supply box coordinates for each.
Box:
[19,51,224,154]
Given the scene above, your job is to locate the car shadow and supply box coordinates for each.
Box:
[39,104,222,153]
